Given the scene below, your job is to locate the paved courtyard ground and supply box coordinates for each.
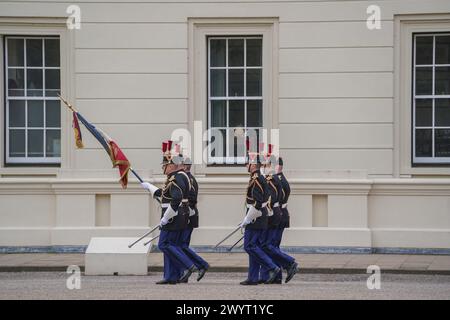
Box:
[0,272,449,300]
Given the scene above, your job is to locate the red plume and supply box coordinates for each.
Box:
[167,140,173,151]
[162,142,168,152]
[246,137,250,151]
[268,144,273,155]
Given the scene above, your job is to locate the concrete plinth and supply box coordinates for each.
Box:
[85,237,150,276]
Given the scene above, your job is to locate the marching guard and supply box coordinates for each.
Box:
[239,142,281,285]
[141,140,198,284]
[259,145,298,284]
[177,156,210,282]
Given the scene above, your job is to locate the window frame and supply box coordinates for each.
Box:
[188,18,279,175]
[396,15,450,177]
[207,35,264,165]
[412,32,450,164]
[0,17,73,174]
[5,35,62,164]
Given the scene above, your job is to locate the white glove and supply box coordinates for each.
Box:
[189,207,196,217]
[141,182,159,197]
[273,202,280,208]
[267,208,274,217]
[160,205,177,226]
[241,205,262,227]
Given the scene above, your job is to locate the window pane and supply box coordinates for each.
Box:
[46,100,61,127]
[27,129,44,157]
[211,100,226,127]
[229,128,246,158]
[26,39,43,67]
[8,100,26,127]
[45,69,61,96]
[246,69,262,96]
[415,129,432,157]
[415,67,432,95]
[210,69,226,97]
[436,36,450,65]
[46,130,61,157]
[415,99,432,127]
[247,100,263,127]
[210,39,226,67]
[8,69,25,96]
[45,39,60,67]
[9,129,26,157]
[7,38,24,67]
[246,128,261,152]
[229,100,245,127]
[436,99,450,127]
[210,128,226,159]
[228,69,244,96]
[228,39,244,67]
[246,39,262,67]
[435,67,450,95]
[27,69,43,96]
[415,36,433,65]
[435,129,450,157]
[28,100,44,127]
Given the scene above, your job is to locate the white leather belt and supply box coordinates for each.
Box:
[246,202,268,209]
[161,201,188,209]
[282,204,287,209]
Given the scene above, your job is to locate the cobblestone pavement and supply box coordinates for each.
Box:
[0,272,449,300]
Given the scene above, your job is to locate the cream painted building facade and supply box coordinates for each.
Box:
[0,0,450,253]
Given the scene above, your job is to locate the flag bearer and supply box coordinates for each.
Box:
[140,140,197,284]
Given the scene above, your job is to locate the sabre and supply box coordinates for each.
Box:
[128,224,160,248]
[143,234,160,246]
[227,235,244,252]
[214,225,242,249]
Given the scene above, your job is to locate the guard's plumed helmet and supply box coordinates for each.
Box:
[183,156,192,165]
[245,137,262,165]
[262,144,277,167]
[161,140,183,165]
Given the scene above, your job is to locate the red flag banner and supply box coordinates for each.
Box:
[72,112,84,149]
[109,140,131,188]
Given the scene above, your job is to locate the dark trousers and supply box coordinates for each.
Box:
[259,227,295,282]
[244,228,278,283]
[158,229,194,281]
[177,227,209,279]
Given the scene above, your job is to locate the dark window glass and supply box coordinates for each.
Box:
[436,36,450,65]
[228,39,244,67]
[7,38,24,67]
[435,129,450,157]
[26,39,43,67]
[46,130,61,157]
[27,129,44,157]
[247,100,263,127]
[45,39,60,67]
[9,129,26,157]
[246,69,262,96]
[435,99,450,127]
[211,100,226,127]
[415,99,432,127]
[246,39,262,67]
[211,69,226,97]
[229,100,245,127]
[27,69,43,96]
[415,67,432,95]
[45,100,61,127]
[416,36,433,65]
[228,69,244,96]
[8,100,26,127]
[8,69,24,96]
[415,129,433,157]
[27,100,44,127]
[210,39,226,67]
[435,67,450,95]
